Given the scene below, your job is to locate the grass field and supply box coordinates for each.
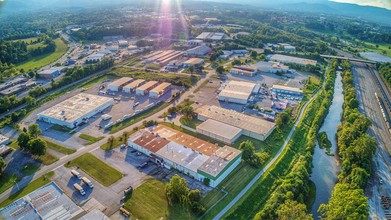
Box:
[11,37,38,44]
[179,117,203,129]
[124,179,169,219]
[37,152,59,165]
[360,41,391,57]
[64,153,122,186]
[0,171,54,208]
[79,134,104,145]
[16,38,68,71]
[27,42,45,51]
[19,163,40,176]
[0,174,21,194]
[45,140,76,155]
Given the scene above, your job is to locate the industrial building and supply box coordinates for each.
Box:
[186,45,212,57]
[0,183,83,220]
[145,50,184,66]
[195,105,276,141]
[278,43,296,51]
[255,61,289,73]
[38,93,114,129]
[272,84,303,96]
[128,125,242,187]
[86,53,106,62]
[123,79,145,93]
[229,67,257,77]
[149,82,171,98]
[182,58,205,68]
[38,67,64,78]
[136,81,158,96]
[196,119,242,144]
[196,32,226,40]
[267,54,317,66]
[107,77,133,92]
[188,39,204,47]
[218,80,257,104]
[0,134,9,145]
[118,40,128,47]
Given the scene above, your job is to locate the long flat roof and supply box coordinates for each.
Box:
[136,81,158,91]
[198,146,241,178]
[219,90,252,100]
[154,125,219,156]
[38,93,113,123]
[0,183,83,220]
[197,119,242,140]
[195,105,276,136]
[124,79,145,90]
[272,84,302,93]
[150,82,171,93]
[184,58,204,65]
[108,77,133,88]
[268,54,317,66]
[132,130,170,153]
[218,80,256,100]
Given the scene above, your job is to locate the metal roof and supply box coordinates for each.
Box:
[197,119,242,140]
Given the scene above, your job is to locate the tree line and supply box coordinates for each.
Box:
[318,60,376,219]
[254,60,338,220]
[378,63,391,87]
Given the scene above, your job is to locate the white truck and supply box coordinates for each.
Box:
[73,183,86,196]
[71,170,82,180]
[82,177,94,188]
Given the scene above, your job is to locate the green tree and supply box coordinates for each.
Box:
[216,66,225,74]
[122,131,129,144]
[250,50,258,58]
[28,124,41,138]
[239,140,256,161]
[29,138,47,156]
[0,156,6,176]
[25,96,36,107]
[11,112,19,123]
[107,136,115,149]
[276,112,291,128]
[166,174,189,204]
[318,183,369,220]
[17,132,31,151]
[276,199,313,220]
[180,105,194,120]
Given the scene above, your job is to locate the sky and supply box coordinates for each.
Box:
[330,0,391,9]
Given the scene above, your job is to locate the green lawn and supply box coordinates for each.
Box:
[124,179,169,220]
[8,140,20,150]
[0,174,22,194]
[45,140,76,155]
[19,163,40,176]
[11,37,38,44]
[27,42,45,51]
[179,117,203,129]
[16,38,68,71]
[100,136,123,151]
[79,134,104,145]
[64,153,122,186]
[0,171,54,208]
[37,152,59,165]
[360,41,391,57]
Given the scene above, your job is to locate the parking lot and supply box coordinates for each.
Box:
[192,70,309,118]
[52,146,169,216]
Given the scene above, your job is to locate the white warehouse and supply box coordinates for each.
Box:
[218,80,258,104]
[128,125,242,187]
[107,77,133,92]
[38,93,114,129]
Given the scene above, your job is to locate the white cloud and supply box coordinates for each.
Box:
[329,0,391,9]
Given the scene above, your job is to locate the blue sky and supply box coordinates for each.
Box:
[330,0,391,9]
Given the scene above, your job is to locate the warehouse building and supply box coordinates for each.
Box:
[136,81,158,96]
[218,80,257,104]
[108,77,133,92]
[128,125,242,187]
[149,82,171,98]
[196,119,242,144]
[267,54,317,66]
[229,67,257,77]
[186,45,212,57]
[0,183,83,220]
[272,84,303,96]
[38,67,65,78]
[123,79,145,93]
[182,58,205,68]
[38,93,114,129]
[255,61,289,73]
[195,105,276,141]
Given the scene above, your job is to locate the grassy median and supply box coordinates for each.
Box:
[45,140,76,155]
[79,134,104,145]
[64,153,122,186]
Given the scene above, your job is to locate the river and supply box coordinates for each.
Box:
[310,71,343,219]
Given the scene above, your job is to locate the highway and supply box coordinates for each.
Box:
[213,67,327,220]
[0,70,213,203]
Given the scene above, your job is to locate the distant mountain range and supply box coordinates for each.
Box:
[0,0,390,26]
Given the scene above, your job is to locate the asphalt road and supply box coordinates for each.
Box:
[213,67,327,220]
[0,71,213,203]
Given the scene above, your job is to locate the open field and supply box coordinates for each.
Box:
[11,37,38,43]
[79,134,104,145]
[45,140,76,154]
[37,152,59,165]
[0,174,21,194]
[0,171,54,208]
[19,163,40,176]
[361,41,391,57]
[64,153,122,186]
[27,42,45,51]
[124,179,169,220]
[16,38,68,71]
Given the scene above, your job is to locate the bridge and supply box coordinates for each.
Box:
[320,55,377,64]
